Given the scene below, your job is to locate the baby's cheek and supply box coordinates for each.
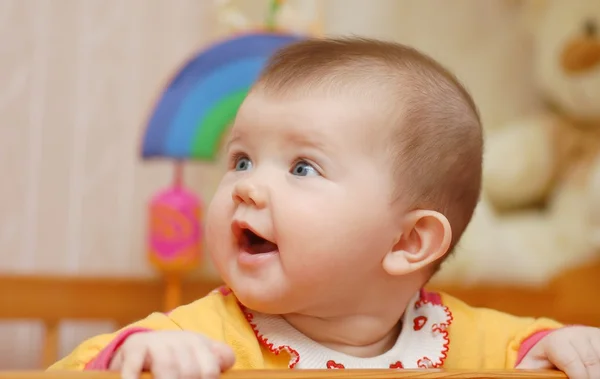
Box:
[205,193,232,247]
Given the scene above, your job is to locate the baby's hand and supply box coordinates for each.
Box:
[109,330,235,379]
[517,326,600,379]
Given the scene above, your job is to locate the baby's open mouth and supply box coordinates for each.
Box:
[240,228,278,255]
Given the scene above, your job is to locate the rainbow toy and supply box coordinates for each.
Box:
[141,31,304,161]
[140,1,308,311]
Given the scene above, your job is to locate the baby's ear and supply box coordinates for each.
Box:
[382,210,452,276]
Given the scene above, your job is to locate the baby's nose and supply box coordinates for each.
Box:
[232,180,267,208]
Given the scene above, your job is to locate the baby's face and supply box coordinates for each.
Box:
[205,91,403,315]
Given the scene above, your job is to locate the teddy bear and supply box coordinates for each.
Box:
[433,0,600,286]
[323,0,544,136]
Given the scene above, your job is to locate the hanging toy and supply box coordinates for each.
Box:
[140,0,320,312]
[147,163,201,311]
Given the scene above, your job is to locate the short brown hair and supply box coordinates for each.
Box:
[254,37,482,253]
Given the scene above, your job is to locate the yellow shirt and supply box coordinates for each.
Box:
[49,287,562,371]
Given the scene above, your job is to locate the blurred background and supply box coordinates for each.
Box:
[1,0,599,369]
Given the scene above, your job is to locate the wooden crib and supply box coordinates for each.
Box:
[1,259,599,370]
[0,369,570,378]
[0,370,566,379]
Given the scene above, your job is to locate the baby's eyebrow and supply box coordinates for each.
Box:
[224,132,242,151]
[285,131,329,152]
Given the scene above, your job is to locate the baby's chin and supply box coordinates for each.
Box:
[232,285,300,315]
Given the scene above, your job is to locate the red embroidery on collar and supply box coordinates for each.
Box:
[326,360,345,369]
[241,304,301,368]
[413,315,428,331]
[416,288,443,306]
[415,290,453,368]
[389,361,404,369]
[238,289,452,369]
[417,357,434,368]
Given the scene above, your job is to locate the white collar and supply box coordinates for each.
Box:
[241,289,453,369]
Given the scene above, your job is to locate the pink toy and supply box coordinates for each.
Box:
[146,164,202,310]
[148,167,202,273]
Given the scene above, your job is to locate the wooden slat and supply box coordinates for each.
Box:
[426,285,557,319]
[430,283,597,327]
[431,259,600,327]
[0,275,221,324]
[41,321,59,370]
[0,370,567,379]
[1,259,599,326]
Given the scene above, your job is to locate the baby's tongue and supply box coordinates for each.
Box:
[252,240,278,254]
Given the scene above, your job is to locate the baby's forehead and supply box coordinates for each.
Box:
[230,90,395,153]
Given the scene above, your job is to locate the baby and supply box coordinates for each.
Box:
[50,38,600,379]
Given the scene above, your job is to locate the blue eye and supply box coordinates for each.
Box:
[291,161,319,177]
[234,156,253,171]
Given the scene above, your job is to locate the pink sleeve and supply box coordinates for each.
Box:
[84,327,152,370]
[515,329,554,366]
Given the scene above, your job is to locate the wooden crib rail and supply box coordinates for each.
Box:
[0,275,221,322]
[0,274,221,368]
[0,370,568,379]
[1,259,599,369]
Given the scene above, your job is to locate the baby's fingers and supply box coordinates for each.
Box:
[593,333,600,363]
[119,346,150,379]
[191,342,222,379]
[551,340,590,379]
[148,344,179,379]
[108,349,124,371]
[210,341,236,371]
[171,343,205,379]
[575,334,600,379]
